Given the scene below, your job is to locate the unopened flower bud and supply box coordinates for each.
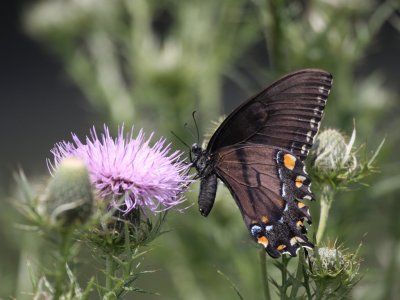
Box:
[312,247,345,275]
[309,243,361,296]
[44,157,94,226]
[309,129,357,180]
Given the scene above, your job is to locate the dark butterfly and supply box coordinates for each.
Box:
[191,69,332,258]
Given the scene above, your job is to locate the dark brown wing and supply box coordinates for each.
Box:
[215,145,314,258]
[207,69,332,161]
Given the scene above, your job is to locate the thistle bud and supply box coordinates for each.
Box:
[308,128,358,186]
[309,243,361,297]
[312,247,345,275]
[44,157,94,226]
[311,129,356,175]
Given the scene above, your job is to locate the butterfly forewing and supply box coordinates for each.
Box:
[207,69,332,161]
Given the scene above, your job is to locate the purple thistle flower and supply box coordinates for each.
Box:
[48,125,192,214]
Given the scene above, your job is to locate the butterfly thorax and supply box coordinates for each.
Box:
[191,143,215,178]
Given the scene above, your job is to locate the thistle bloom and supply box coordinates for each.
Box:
[48,125,192,214]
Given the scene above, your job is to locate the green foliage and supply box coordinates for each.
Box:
[24,0,261,138]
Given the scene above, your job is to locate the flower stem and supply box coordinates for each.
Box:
[259,250,271,300]
[316,186,334,244]
[382,240,400,298]
[54,231,72,299]
[106,254,115,292]
[281,256,289,300]
[300,251,312,299]
[267,0,286,74]
[316,199,331,244]
[289,252,304,298]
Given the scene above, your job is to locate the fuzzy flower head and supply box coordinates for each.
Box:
[308,126,384,190]
[48,125,192,214]
[309,242,362,297]
[309,128,357,177]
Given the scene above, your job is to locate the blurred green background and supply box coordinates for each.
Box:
[1,0,400,299]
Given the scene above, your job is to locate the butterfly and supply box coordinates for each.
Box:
[191,69,333,258]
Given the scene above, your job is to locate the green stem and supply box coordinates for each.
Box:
[301,252,313,299]
[259,250,271,300]
[81,277,96,300]
[381,240,400,298]
[106,254,115,292]
[316,199,331,244]
[54,231,72,299]
[289,252,304,298]
[316,187,334,244]
[250,0,286,75]
[267,0,286,75]
[281,256,289,300]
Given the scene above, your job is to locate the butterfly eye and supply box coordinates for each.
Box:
[191,143,202,155]
[192,143,203,157]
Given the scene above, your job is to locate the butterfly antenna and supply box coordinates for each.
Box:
[170,130,195,164]
[192,110,200,145]
[183,122,197,142]
[170,130,191,151]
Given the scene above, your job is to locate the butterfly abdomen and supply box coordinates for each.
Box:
[198,173,217,217]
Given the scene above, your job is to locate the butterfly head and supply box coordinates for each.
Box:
[191,143,202,156]
[191,143,207,172]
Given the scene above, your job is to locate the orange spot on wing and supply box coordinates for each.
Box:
[277,244,285,251]
[295,176,305,188]
[298,202,305,208]
[283,154,296,170]
[257,236,269,247]
[296,220,304,227]
[261,216,269,223]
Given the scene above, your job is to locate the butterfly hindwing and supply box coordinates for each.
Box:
[276,150,315,202]
[215,145,313,257]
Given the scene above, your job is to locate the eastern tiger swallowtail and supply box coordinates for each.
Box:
[191,69,332,258]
